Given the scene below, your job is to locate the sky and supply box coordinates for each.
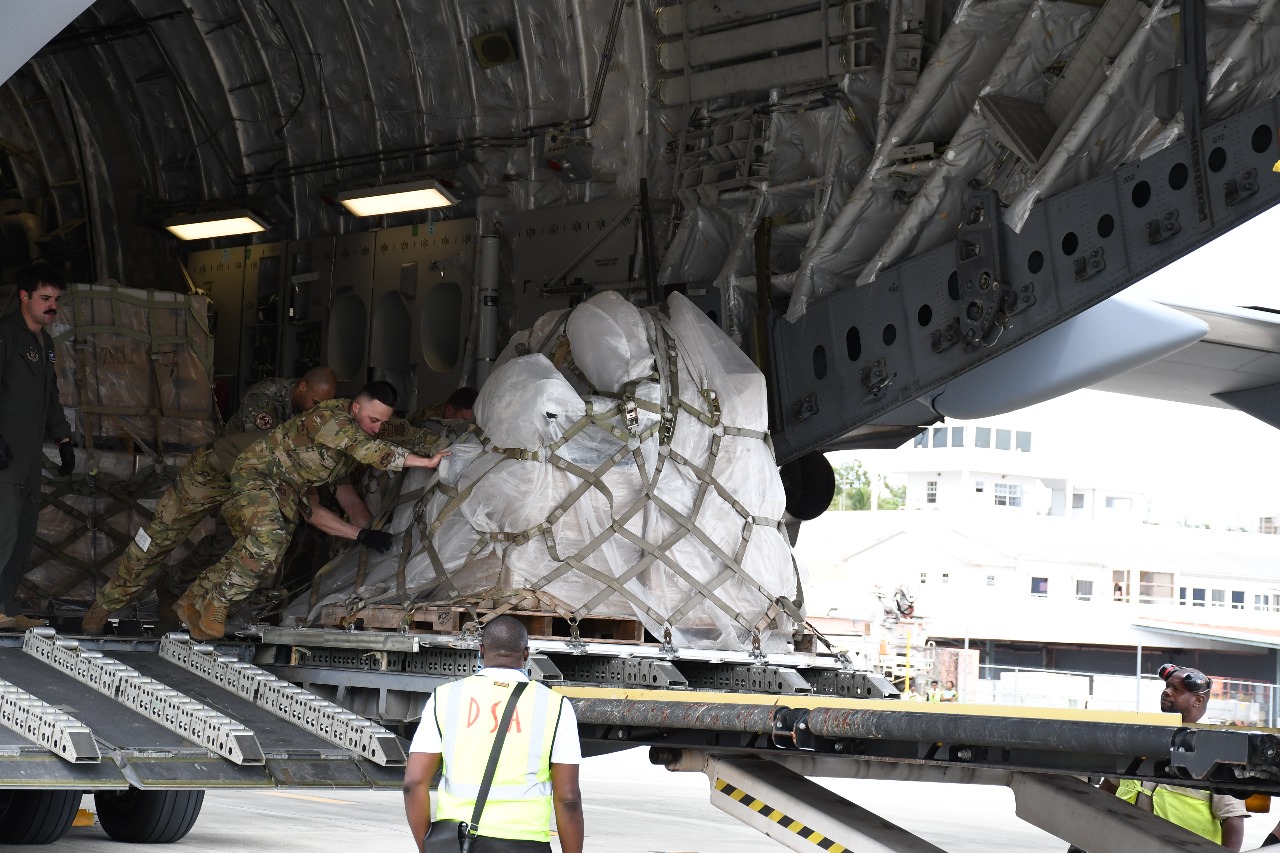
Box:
[833,203,1280,531]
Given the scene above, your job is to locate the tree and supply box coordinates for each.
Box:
[878,478,906,510]
[829,462,870,511]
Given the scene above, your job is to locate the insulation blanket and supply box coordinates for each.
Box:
[294,291,804,652]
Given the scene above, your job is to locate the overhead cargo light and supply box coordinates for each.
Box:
[163,210,268,240]
[335,180,458,216]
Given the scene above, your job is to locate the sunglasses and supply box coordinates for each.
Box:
[1158,663,1211,694]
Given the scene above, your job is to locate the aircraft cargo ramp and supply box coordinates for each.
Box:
[0,629,405,792]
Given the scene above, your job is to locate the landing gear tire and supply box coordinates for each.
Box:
[95,789,205,843]
[0,789,82,844]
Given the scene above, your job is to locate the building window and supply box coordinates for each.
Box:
[996,429,1012,450]
[986,575,996,586]
[1232,591,1245,610]
[993,482,1022,507]
[1179,587,1187,605]
[975,427,991,448]
[951,426,964,447]
[941,572,950,584]
[1140,572,1174,602]
[914,431,928,448]
[920,572,928,585]
[1015,431,1032,452]
[1030,577,1049,597]
[1072,493,1085,509]
[926,481,937,504]
[1075,580,1094,601]
[975,480,985,493]
[1106,497,1132,510]
[1211,589,1225,607]
[1192,588,1206,607]
[932,427,948,448]
[1256,594,1272,611]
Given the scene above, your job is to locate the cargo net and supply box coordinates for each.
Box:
[289,291,806,653]
[26,451,184,609]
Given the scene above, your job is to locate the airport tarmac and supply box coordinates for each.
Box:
[22,747,1280,851]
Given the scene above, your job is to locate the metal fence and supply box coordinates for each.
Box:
[971,664,1279,727]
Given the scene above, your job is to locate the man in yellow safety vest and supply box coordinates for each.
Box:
[1099,664,1246,850]
[403,615,584,853]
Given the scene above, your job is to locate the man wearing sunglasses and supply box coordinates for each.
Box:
[1099,665,1246,850]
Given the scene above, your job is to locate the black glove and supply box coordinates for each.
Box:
[356,528,394,553]
[0,435,10,471]
[57,442,75,477]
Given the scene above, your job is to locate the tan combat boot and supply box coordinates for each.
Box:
[81,603,111,635]
[193,595,228,641]
[0,613,47,631]
[170,589,206,639]
[154,586,182,635]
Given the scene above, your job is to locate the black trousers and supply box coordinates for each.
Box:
[0,478,41,612]
[471,838,552,853]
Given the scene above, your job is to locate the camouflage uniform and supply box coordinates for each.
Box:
[406,401,446,427]
[377,416,450,456]
[95,378,299,612]
[185,398,435,607]
[222,377,297,436]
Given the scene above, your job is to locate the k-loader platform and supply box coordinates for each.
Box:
[3,625,1278,851]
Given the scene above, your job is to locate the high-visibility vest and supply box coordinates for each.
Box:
[433,674,564,841]
[1115,779,1221,843]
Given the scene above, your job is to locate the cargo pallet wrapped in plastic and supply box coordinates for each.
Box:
[292,291,806,653]
[23,284,216,612]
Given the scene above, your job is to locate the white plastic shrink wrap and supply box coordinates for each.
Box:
[294,291,804,652]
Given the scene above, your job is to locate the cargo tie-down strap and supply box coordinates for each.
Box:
[304,313,804,650]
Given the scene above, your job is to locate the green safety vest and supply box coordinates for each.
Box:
[1115,778,1221,844]
[433,674,563,842]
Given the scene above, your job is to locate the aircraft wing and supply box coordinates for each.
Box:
[1092,302,1280,428]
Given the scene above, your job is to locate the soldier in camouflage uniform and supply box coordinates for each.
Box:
[80,367,338,634]
[174,380,448,641]
[406,385,477,428]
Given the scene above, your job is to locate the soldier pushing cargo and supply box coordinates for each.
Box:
[173,380,448,641]
[82,367,340,634]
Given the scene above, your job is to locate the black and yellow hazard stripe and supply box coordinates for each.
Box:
[714,778,846,852]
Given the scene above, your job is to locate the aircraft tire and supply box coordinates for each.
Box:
[95,788,204,844]
[0,789,82,844]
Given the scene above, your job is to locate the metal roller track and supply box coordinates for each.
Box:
[0,678,99,763]
[160,635,406,767]
[23,628,264,766]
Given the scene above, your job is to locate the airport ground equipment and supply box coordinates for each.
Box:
[4,627,1279,849]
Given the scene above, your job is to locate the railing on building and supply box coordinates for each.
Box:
[970,664,1278,727]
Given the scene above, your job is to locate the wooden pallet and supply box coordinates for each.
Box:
[315,604,648,644]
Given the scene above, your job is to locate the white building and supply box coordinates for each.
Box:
[794,510,1280,689]
[897,419,1147,520]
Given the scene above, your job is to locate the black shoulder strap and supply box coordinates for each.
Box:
[467,680,529,839]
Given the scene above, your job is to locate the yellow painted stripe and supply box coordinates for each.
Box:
[715,778,849,852]
[265,791,357,805]
[554,684,1175,725]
